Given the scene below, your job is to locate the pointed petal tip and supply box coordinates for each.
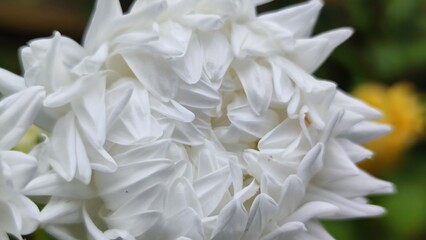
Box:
[371,181,396,195]
[325,27,354,42]
[375,123,393,136]
[290,221,307,231]
[314,28,354,49]
[53,31,61,38]
[365,205,387,217]
[310,0,324,9]
[286,174,304,185]
[91,160,118,173]
[340,27,355,36]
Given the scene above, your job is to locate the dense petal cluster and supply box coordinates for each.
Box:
[0,87,44,239]
[0,0,393,239]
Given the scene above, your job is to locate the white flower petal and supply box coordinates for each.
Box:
[84,138,117,173]
[303,221,335,240]
[165,178,203,216]
[285,201,339,223]
[103,210,164,239]
[260,221,306,240]
[160,0,198,20]
[112,139,175,164]
[228,104,279,138]
[324,170,395,198]
[123,53,179,100]
[109,184,167,218]
[49,113,90,183]
[0,200,21,239]
[297,143,324,184]
[269,58,295,103]
[307,186,387,219]
[83,204,109,240]
[231,23,250,58]
[104,229,136,240]
[315,141,359,185]
[33,107,59,132]
[338,138,373,163]
[0,86,45,150]
[151,98,195,122]
[160,208,205,239]
[234,179,260,203]
[259,118,302,150]
[193,167,231,216]
[107,89,163,145]
[167,121,206,146]
[145,21,192,58]
[1,151,37,189]
[40,198,83,224]
[276,57,316,92]
[232,59,273,115]
[259,0,323,38]
[211,199,248,240]
[290,28,353,73]
[196,0,239,16]
[84,0,122,51]
[26,32,73,91]
[114,27,159,45]
[167,35,203,84]
[176,79,221,109]
[14,195,39,235]
[242,193,278,240]
[199,31,233,88]
[72,75,106,145]
[44,73,99,108]
[105,81,134,130]
[72,44,108,75]
[95,159,175,210]
[277,175,305,220]
[179,14,225,31]
[23,173,95,199]
[340,121,392,144]
[0,69,25,96]
[334,90,383,119]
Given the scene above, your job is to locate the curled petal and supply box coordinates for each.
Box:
[0,69,25,96]
[0,86,45,150]
[242,194,278,240]
[260,221,306,240]
[211,199,248,240]
[259,0,323,38]
[289,28,353,73]
[232,59,273,115]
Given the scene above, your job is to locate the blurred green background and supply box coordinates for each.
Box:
[1,0,425,239]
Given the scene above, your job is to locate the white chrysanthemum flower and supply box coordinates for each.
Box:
[0,0,394,239]
[0,86,44,240]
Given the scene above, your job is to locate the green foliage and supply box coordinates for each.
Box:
[29,228,56,240]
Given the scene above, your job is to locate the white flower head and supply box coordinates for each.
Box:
[0,0,394,239]
[0,87,44,239]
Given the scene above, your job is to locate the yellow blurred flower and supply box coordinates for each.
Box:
[13,125,45,153]
[353,82,425,174]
